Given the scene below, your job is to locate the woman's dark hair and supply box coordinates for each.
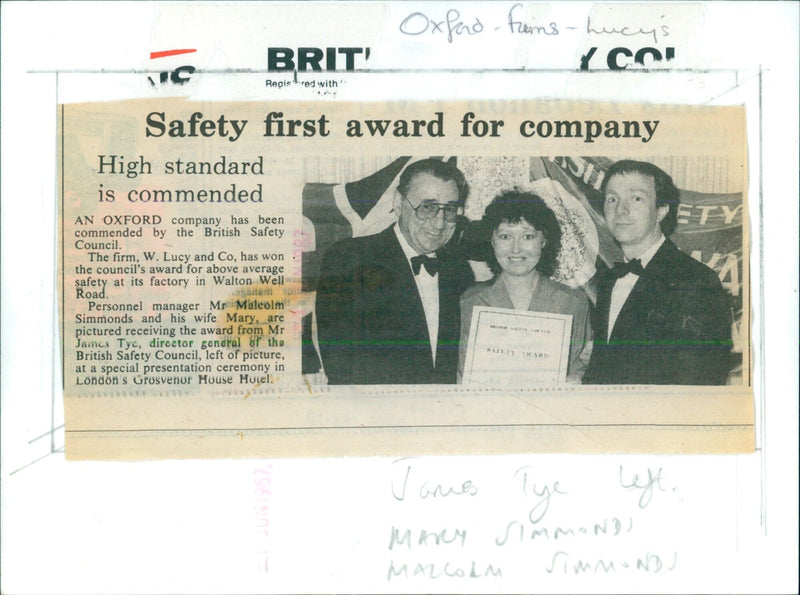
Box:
[600,159,680,236]
[482,189,561,277]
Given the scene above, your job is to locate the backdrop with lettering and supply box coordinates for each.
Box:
[301,156,745,380]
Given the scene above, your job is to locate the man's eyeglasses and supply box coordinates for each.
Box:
[403,195,461,222]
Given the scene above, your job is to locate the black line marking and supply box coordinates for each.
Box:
[9,451,59,476]
[757,65,767,533]
[66,423,755,433]
[703,72,759,105]
[58,83,64,455]
[28,424,65,445]
[26,67,762,75]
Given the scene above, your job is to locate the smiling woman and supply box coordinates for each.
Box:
[458,189,592,383]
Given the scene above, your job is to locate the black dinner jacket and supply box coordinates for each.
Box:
[316,225,474,384]
[583,239,733,385]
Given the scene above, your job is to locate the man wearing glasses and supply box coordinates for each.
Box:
[315,158,474,384]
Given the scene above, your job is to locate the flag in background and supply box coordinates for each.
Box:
[301,156,411,293]
[537,156,745,379]
[301,156,745,379]
[539,157,744,310]
[300,157,456,372]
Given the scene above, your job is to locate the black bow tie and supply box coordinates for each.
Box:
[410,254,440,276]
[610,258,645,278]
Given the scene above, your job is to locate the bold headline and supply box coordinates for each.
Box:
[144,111,661,144]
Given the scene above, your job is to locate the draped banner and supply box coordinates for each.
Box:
[301,157,455,373]
[536,157,745,380]
[301,156,745,379]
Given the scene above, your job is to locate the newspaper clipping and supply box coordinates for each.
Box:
[60,99,752,458]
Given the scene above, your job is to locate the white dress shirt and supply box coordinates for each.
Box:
[608,235,665,341]
[394,226,439,364]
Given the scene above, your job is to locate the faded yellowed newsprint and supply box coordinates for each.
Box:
[60,99,752,459]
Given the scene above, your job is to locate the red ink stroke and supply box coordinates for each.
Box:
[150,49,197,60]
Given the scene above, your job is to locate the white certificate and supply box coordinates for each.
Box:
[463,306,572,386]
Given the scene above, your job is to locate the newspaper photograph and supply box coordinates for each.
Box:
[60,100,752,458]
[4,2,798,594]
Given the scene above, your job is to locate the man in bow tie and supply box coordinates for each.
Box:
[315,159,474,384]
[583,160,733,385]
